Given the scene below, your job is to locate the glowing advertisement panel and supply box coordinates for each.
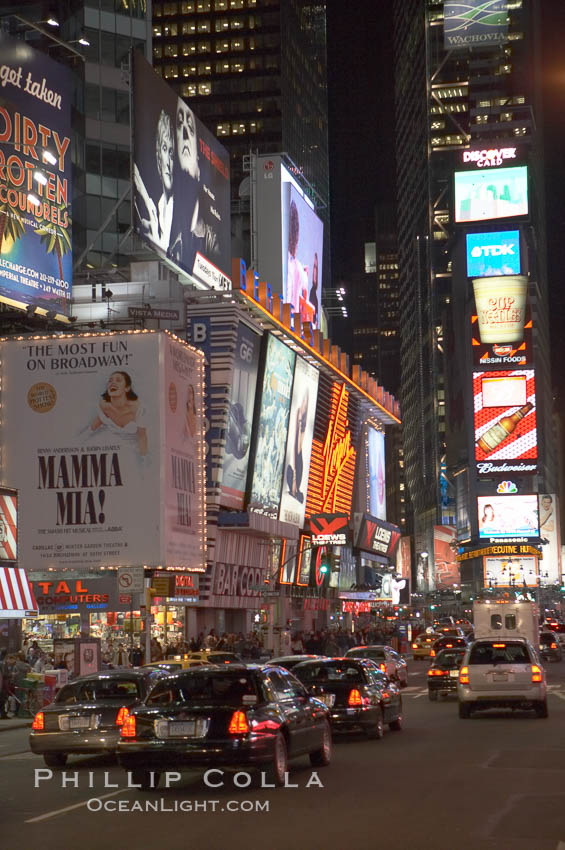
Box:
[466,231,521,278]
[221,323,261,510]
[248,335,295,518]
[454,166,529,223]
[0,33,72,316]
[368,426,386,521]
[471,312,532,368]
[484,555,538,588]
[0,332,205,570]
[279,356,319,527]
[444,0,508,50]
[282,179,324,329]
[0,490,17,562]
[474,370,537,475]
[132,51,231,290]
[539,493,562,584]
[478,495,539,540]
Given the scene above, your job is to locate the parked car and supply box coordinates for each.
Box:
[411,633,441,660]
[427,648,466,701]
[30,669,164,767]
[293,658,402,738]
[117,665,331,789]
[345,645,408,686]
[269,655,326,670]
[457,638,547,719]
[538,631,563,663]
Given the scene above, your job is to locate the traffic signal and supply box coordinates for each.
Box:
[319,555,330,575]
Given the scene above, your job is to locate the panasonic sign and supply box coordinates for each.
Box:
[466,231,521,278]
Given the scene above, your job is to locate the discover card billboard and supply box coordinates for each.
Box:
[132,51,231,290]
[279,356,319,527]
[248,334,295,518]
[0,33,72,316]
[0,332,205,571]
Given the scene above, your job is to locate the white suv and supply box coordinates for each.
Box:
[457,638,547,719]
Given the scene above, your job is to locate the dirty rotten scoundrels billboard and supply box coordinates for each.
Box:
[0,33,72,316]
[0,332,205,571]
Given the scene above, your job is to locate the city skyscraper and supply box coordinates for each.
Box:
[393,0,557,594]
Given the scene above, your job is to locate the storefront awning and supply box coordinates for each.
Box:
[0,567,39,618]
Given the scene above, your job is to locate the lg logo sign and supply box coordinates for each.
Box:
[471,244,516,258]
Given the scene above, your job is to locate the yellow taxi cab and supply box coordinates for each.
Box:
[411,633,441,660]
[184,651,245,666]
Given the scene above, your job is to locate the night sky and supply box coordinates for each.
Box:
[326,0,565,402]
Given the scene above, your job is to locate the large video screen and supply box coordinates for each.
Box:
[466,230,521,278]
[279,356,319,527]
[477,495,539,540]
[484,555,538,588]
[474,370,537,474]
[281,178,324,328]
[248,335,296,518]
[132,51,231,289]
[454,166,528,223]
[0,34,72,317]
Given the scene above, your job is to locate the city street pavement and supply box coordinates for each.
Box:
[1,660,564,850]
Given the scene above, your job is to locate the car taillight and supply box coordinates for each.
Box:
[379,663,386,673]
[428,669,448,677]
[459,666,470,685]
[430,650,436,658]
[550,643,557,650]
[115,706,130,726]
[228,711,249,735]
[412,643,418,650]
[121,714,137,738]
[531,664,543,683]
[32,711,44,731]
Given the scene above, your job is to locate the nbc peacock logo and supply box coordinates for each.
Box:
[496,480,518,494]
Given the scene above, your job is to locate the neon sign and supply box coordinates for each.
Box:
[306,383,356,516]
[463,147,517,168]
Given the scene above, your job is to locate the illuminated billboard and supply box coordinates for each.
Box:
[279,356,319,526]
[368,426,386,520]
[0,33,72,317]
[466,231,521,278]
[248,334,295,518]
[132,51,231,289]
[474,370,537,475]
[221,323,261,510]
[454,166,528,223]
[472,313,532,368]
[255,155,324,328]
[539,493,562,584]
[484,555,538,587]
[477,495,539,540]
[444,0,508,50]
[0,489,17,561]
[434,525,460,589]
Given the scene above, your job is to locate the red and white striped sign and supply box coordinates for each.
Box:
[473,370,537,463]
[0,567,38,617]
[0,492,17,561]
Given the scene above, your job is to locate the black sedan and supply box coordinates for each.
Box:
[429,636,468,658]
[30,669,164,767]
[292,658,403,739]
[117,665,331,789]
[269,655,326,670]
[427,648,466,701]
[539,631,562,662]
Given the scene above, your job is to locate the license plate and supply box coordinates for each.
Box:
[166,719,209,738]
[449,670,459,678]
[492,673,508,682]
[318,694,335,708]
[59,715,92,731]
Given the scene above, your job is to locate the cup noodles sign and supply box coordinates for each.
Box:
[462,147,517,168]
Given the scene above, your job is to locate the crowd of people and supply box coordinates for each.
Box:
[290,625,401,657]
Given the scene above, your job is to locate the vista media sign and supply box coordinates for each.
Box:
[466,230,521,278]
[444,1,508,50]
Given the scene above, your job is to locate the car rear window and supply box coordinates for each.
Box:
[435,650,465,666]
[64,679,141,701]
[294,662,364,684]
[348,648,385,660]
[539,633,556,646]
[210,653,240,663]
[145,672,259,707]
[469,643,531,665]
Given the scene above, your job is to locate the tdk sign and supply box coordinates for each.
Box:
[466,230,521,278]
